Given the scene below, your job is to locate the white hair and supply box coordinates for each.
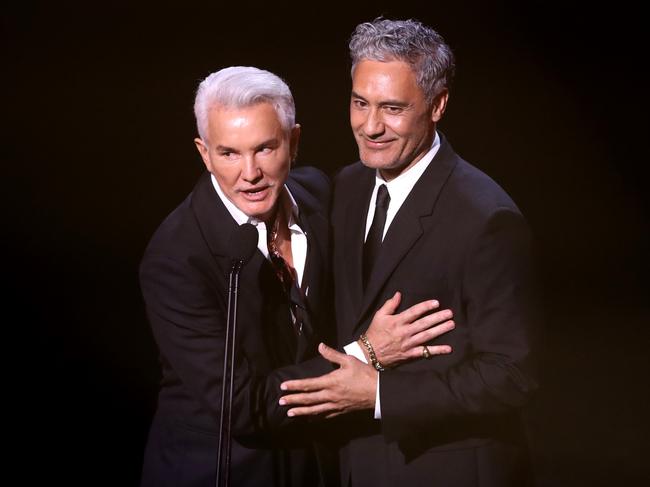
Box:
[194,66,295,142]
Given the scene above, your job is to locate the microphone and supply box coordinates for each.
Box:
[217,223,258,487]
[227,222,258,265]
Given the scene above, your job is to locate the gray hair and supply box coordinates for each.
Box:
[194,66,295,142]
[349,18,455,103]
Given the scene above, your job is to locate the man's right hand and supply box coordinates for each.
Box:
[364,292,454,367]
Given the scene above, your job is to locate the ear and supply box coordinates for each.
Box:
[194,137,213,172]
[430,89,449,123]
[289,124,301,165]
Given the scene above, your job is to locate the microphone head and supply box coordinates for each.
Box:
[227,223,258,264]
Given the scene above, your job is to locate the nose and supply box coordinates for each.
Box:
[241,155,262,183]
[362,108,385,138]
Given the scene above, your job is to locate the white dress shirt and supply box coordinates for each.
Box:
[211,174,308,287]
[344,132,441,419]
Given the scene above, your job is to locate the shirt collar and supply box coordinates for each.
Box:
[210,173,300,228]
[374,131,441,203]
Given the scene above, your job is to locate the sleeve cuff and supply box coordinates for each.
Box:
[344,341,381,420]
[374,374,381,419]
[344,341,368,364]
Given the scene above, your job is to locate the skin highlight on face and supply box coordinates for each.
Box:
[350,59,448,181]
[194,102,300,222]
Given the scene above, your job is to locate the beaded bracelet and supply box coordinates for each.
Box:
[359,333,385,372]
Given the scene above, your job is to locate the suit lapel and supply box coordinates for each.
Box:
[190,171,303,365]
[287,178,328,306]
[287,178,326,307]
[190,170,330,364]
[343,168,376,321]
[188,170,268,304]
[355,136,459,328]
[286,176,329,361]
[189,171,238,258]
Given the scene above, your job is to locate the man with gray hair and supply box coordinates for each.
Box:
[139,65,456,486]
[280,18,541,486]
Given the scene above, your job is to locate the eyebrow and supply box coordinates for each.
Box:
[253,138,280,151]
[215,145,237,153]
[350,91,409,107]
[214,138,280,154]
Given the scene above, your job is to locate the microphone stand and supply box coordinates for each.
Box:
[216,259,244,487]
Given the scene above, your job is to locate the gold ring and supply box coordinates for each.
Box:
[422,345,431,359]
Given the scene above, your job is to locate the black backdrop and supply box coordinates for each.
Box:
[4,1,648,485]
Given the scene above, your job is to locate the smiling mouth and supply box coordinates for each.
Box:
[361,137,394,148]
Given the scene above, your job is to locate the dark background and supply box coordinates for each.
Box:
[4,1,648,485]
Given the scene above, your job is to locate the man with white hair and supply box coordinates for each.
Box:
[139,66,455,487]
[140,66,333,487]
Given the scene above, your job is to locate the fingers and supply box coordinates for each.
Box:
[279,390,328,407]
[407,344,453,360]
[318,342,347,364]
[409,309,453,334]
[404,320,454,351]
[403,316,455,360]
[286,403,339,417]
[409,309,456,338]
[279,385,342,418]
[397,299,440,324]
[425,344,452,356]
[376,291,402,316]
[280,374,330,392]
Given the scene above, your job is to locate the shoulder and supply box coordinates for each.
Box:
[288,165,330,199]
[432,134,521,218]
[426,139,530,248]
[333,161,367,184]
[332,161,371,198]
[447,157,522,219]
[140,182,213,270]
[144,196,193,251]
[287,165,332,213]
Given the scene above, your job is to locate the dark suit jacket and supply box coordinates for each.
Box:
[331,135,540,487]
[140,167,335,487]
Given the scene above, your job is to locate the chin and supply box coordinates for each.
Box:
[359,154,394,170]
[357,147,391,164]
[242,203,274,222]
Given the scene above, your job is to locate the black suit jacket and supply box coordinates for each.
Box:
[140,167,335,487]
[331,136,540,487]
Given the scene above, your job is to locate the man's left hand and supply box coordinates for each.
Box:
[279,343,377,418]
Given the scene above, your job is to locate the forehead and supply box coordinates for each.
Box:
[352,59,424,101]
[206,102,284,144]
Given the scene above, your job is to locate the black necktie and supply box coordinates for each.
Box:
[363,184,390,288]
